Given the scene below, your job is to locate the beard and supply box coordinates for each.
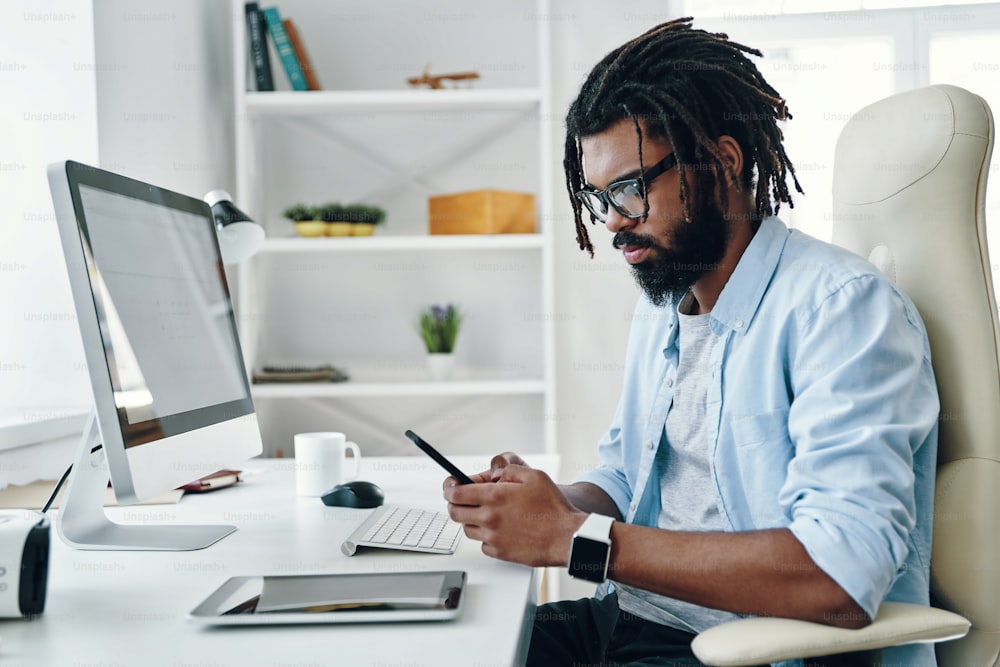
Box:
[613,203,729,307]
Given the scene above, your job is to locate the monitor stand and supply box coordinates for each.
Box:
[56,411,236,551]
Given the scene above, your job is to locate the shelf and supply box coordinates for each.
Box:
[0,410,89,452]
[244,89,543,115]
[250,379,546,399]
[233,0,556,458]
[259,234,544,254]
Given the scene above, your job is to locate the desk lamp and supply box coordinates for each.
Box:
[204,190,265,264]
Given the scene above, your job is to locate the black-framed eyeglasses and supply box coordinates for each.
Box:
[575,153,677,224]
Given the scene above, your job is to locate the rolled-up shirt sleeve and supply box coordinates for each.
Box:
[575,400,634,520]
[782,274,939,619]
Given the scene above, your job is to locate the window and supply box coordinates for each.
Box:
[683,4,1000,246]
[756,38,894,239]
[684,0,1000,17]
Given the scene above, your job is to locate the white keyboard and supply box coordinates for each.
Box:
[341,505,463,556]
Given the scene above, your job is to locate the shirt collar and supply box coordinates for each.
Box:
[657,215,789,357]
[709,215,789,335]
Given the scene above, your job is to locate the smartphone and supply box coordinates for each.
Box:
[188,570,466,625]
[403,430,475,485]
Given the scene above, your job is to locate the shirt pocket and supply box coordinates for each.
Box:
[722,408,793,528]
[729,407,791,448]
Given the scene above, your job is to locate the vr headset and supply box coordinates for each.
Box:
[0,510,50,618]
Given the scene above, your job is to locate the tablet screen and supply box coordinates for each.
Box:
[189,571,466,625]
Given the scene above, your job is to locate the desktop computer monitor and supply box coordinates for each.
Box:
[47,160,263,550]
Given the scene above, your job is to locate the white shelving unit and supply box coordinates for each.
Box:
[251,379,547,399]
[230,0,556,459]
[244,88,543,114]
[260,233,544,253]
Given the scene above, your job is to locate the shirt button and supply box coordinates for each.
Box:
[665,377,674,387]
[734,318,745,328]
[629,502,637,512]
[646,440,655,450]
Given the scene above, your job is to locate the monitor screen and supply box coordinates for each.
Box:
[76,182,251,446]
[48,161,262,549]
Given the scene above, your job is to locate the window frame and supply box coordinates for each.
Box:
[678,3,1000,99]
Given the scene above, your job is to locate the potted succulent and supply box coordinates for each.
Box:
[282,203,324,238]
[317,202,353,237]
[418,303,462,380]
[343,203,386,236]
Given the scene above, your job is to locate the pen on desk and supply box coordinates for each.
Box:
[180,470,241,492]
[201,475,238,488]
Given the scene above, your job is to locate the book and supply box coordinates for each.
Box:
[283,17,321,91]
[252,364,350,383]
[261,6,308,91]
[244,3,274,91]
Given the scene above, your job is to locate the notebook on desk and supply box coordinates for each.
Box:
[342,505,463,556]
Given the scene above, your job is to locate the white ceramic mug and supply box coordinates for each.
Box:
[294,432,361,497]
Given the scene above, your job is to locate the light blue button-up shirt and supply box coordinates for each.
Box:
[577,216,939,667]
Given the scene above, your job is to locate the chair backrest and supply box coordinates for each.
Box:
[831,84,997,666]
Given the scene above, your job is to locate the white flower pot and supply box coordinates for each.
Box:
[426,353,455,381]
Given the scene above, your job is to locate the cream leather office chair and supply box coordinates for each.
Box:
[692,84,995,665]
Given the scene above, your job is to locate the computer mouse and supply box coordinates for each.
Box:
[320,480,385,508]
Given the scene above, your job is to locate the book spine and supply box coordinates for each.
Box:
[282,18,321,91]
[244,3,274,92]
[261,6,308,91]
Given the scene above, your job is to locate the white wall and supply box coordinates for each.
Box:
[0,0,235,482]
[0,0,99,435]
[0,0,99,478]
[92,0,235,199]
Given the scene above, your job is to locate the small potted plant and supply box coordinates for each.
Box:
[317,202,353,237]
[282,203,324,238]
[418,303,462,380]
[344,203,386,236]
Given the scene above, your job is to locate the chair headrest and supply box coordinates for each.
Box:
[833,84,991,206]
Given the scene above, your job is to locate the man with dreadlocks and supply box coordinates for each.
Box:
[445,18,937,667]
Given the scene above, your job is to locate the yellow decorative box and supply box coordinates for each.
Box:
[428,190,536,235]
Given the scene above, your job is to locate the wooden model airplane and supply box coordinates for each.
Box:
[407,64,481,89]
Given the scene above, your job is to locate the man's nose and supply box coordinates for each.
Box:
[604,207,638,234]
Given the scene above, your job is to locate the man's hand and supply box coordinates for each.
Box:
[444,463,587,567]
[461,451,531,484]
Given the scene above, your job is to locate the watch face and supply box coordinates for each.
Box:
[569,537,609,583]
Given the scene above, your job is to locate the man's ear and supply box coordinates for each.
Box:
[717,135,744,188]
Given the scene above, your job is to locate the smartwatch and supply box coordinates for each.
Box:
[568,513,615,583]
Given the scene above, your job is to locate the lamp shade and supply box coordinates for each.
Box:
[204,189,265,264]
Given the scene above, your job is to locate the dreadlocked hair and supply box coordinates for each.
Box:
[564,17,802,256]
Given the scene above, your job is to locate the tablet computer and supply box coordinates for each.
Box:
[188,570,466,625]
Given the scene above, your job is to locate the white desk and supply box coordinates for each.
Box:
[0,455,557,666]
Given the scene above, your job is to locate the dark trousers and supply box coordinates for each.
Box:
[526,594,881,667]
[527,593,715,667]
